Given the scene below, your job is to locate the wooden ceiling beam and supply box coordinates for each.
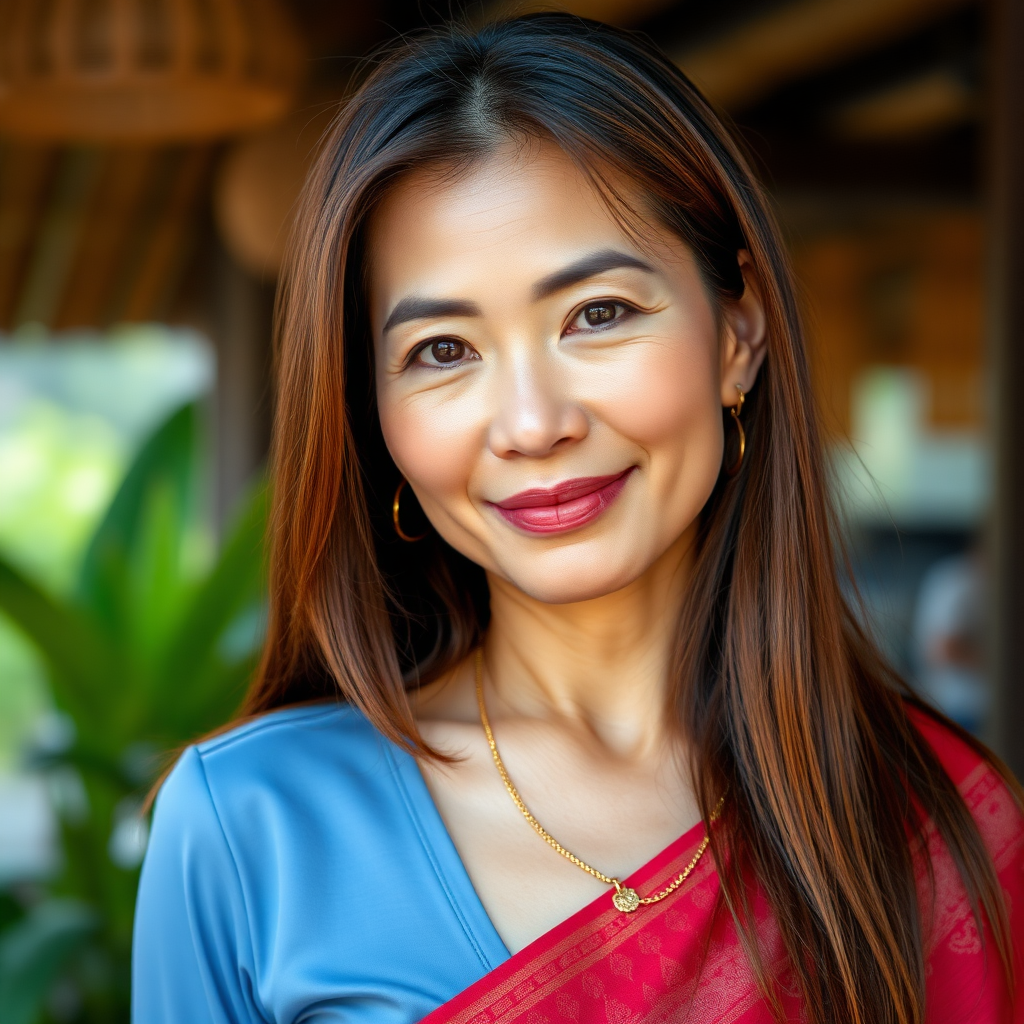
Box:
[12,147,104,328]
[832,69,976,140]
[0,144,56,329]
[119,147,211,323]
[674,0,974,111]
[55,147,159,329]
[474,0,677,29]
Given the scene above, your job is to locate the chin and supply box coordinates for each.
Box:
[496,547,653,606]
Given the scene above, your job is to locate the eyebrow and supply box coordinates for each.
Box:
[532,249,657,300]
[382,297,481,334]
[381,248,657,335]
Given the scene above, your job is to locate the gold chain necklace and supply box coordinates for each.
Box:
[474,649,722,914]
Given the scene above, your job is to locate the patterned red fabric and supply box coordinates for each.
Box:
[422,708,1024,1024]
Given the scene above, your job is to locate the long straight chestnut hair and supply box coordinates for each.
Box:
[242,15,1019,1024]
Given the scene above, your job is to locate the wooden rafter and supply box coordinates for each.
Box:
[675,0,974,111]
[473,0,677,28]
[13,147,104,328]
[0,142,212,331]
[55,146,160,329]
[118,146,212,323]
[0,143,56,329]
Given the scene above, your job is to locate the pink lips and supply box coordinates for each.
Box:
[491,468,634,534]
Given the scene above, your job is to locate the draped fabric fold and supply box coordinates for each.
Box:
[422,711,1024,1024]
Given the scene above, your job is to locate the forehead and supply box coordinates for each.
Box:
[365,141,676,297]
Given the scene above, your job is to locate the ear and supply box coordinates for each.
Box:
[719,250,767,408]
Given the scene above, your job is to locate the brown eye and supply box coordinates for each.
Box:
[583,303,618,327]
[430,338,464,363]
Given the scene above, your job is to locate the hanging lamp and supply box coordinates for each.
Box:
[0,0,305,142]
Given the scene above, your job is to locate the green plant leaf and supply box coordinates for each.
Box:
[150,483,268,739]
[0,559,118,728]
[0,400,268,1021]
[0,899,98,1024]
[128,478,190,665]
[159,639,264,743]
[77,403,203,633]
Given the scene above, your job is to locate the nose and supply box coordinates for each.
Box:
[487,354,589,459]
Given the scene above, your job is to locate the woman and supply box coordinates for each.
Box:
[132,15,1024,1024]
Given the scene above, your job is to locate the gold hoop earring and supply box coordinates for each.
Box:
[725,384,746,476]
[392,478,427,542]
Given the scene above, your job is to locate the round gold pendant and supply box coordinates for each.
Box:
[612,887,640,913]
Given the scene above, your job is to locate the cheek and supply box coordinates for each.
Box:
[378,389,480,503]
[592,334,723,458]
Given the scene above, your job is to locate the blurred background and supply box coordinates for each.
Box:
[0,0,1020,1020]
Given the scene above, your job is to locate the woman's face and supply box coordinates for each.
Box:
[368,142,765,604]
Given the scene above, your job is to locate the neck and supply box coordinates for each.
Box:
[483,526,695,760]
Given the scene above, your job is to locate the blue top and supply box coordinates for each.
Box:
[131,703,512,1023]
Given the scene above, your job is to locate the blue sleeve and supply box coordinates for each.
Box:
[132,747,265,1024]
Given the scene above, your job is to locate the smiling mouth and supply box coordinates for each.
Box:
[490,468,635,534]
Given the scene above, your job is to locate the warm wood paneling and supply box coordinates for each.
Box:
[118,147,212,323]
[0,144,56,327]
[55,147,159,328]
[793,210,984,436]
[676,0,973,111]
[0,143,213,331]
[13,147,104,327]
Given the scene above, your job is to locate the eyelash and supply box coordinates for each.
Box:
[407,337,475,370]
[565,299,636,334]
[405,299,638,370]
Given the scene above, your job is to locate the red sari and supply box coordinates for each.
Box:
[423,709,1024,1024]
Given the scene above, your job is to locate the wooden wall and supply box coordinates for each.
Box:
[793,209,984,438]
[0,143,212,331]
